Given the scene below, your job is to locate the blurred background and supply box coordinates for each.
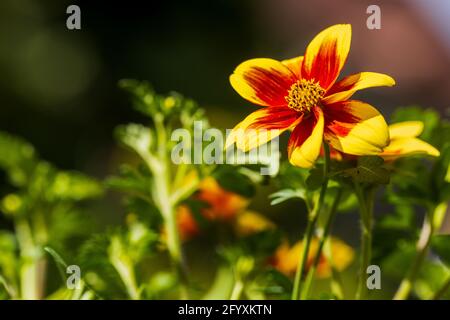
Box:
[0,0,449,252]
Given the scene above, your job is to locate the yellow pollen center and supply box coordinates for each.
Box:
[285,79,325,112]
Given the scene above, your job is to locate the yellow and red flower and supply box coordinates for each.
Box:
[270,237,354,278]
[379,121,440,161]
[175,177,249,240]
[325,121,440,162]
[226,24,395,168]
[234,210,275,236]
[196,177,249,221]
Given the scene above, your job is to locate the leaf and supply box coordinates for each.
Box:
[335,188,358,212]
[0,131,37,186]
[213,165,255,198]
[415,260,450,300]
[44,247,69,282]
[105,164,151,198]
[47,171,103,201]
[254,268,292,299]
[432,143,450,203]
[388,158,432,206]
[305,165,324,190]
[276,162,309,190]
[116,123,153,156]
[431,235,450,267]
[238,230,282,259]
[341,156,390,185]
[269,189,306,205]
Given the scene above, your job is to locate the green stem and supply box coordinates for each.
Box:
[15,217,45,300]
[291,142,330,300]
[230,280,244,300]
[153,114,189,299]
[111,254,141,299]
[393,209,435,300]
[354,183,375,300]
[432,275,450,300]
[301,187,342,299]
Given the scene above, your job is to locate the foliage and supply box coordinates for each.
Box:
[0,80,449,301]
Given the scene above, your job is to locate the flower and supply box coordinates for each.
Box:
[196,177,249,220]
[270,237,354,278]
[226,24,395,168]
[326,121,440,162]
[176,205,200,240]
[379,121,440,161]
[234,210,275,236]
[175,177,249,240]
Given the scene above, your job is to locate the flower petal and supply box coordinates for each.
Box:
[323,72,395,104]
[324,100,389,155]
[198,177,249,220]
[235,210,275,236]
[230,58,298,107]
[380,137,440,161]
[302,24,352,90]
[225,107,301,152]
[388,121,423,139]
[281,56,303,78]
[288,107,324,168]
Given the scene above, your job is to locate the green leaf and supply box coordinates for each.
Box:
[105,164,151,198]
[415,261,450,300]
[305,165,324,190]
[0,131,37,186]
[432,143,450,203]
[431,235,450,267]
[44,247,69,282]
[276,162,309,190]
[341,156,390,185]
[48,171,103,201]
[269,189,306,205]
[213,165,255,198]
[116,123,153,156]
[238,230,282,259]
[254,268,292,299]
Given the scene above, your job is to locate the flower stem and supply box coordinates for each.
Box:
[354,183,375,300]
[15,216,48,300]
[230,280,244,300]
[301,187,342,299]
[291,142,330,300]
[393,202,447,300]
[433,275,450,300]
[153,114,189,299]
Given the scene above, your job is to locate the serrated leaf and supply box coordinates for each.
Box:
[116,123,153,156]
[341,156,390,185]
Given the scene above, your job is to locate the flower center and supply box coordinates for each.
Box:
[285,79,325,112]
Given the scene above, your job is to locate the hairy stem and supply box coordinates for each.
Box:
[291,142,330,300]
[153,114,189,299]
[301,187,342,299]
[354,183,375,300]
[230,280,244,300]
[15,217,45,300]
[393,203,448,300]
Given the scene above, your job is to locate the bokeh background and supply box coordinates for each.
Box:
[1,0,449,267]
